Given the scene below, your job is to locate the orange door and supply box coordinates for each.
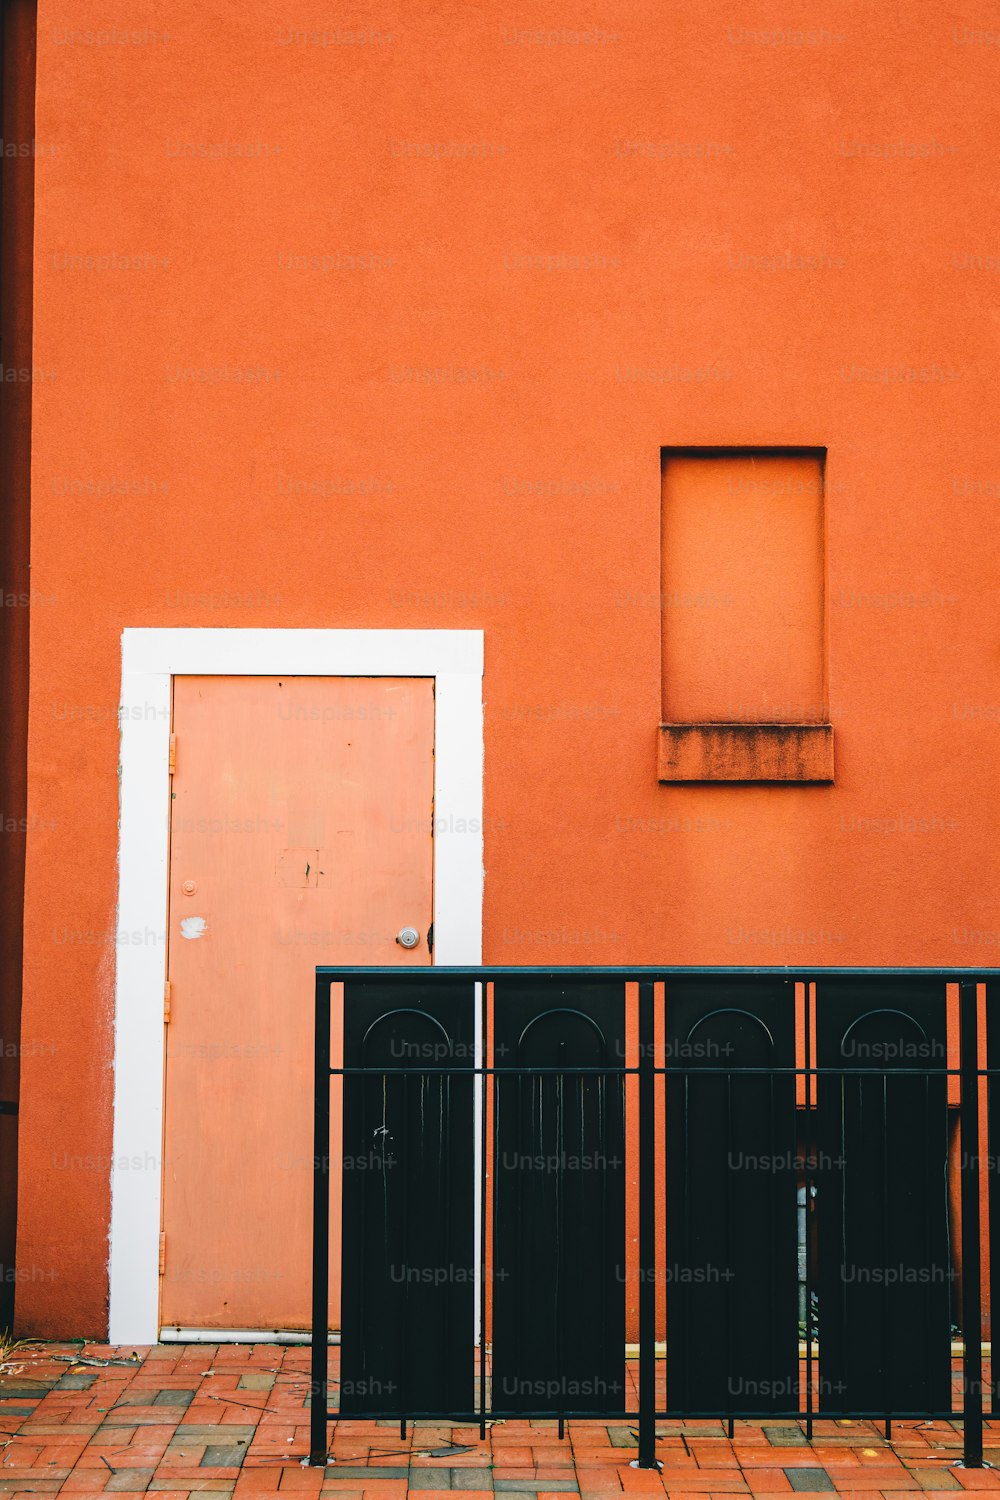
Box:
[160,675,434,1332]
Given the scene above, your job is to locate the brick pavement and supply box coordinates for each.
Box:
[2,1344,998,1500]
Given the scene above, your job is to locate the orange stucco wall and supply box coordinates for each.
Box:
[16,0,1000,1335]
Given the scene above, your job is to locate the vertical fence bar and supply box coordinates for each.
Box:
[803,981,814,1440]
[479,980,488,1440]
[310,974,332,1466]
[959,978,983,1468]
[638,979,657,1469]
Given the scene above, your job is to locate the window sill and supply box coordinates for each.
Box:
[658,722,834,783]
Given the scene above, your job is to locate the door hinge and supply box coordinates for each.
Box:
[163,979,172,1024]
[168,734,177,776]
[158,1231,166,1276]
[427,923,434,955]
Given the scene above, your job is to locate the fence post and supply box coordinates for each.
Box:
[637,979,657,1468]
[959,978,983,1468]
[310,972,332,1466]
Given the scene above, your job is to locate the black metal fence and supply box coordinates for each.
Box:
[310,967,998,1468]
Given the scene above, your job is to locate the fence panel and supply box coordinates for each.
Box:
[339,976,476,1416]
[815,979,951,1415]
[491,979,626,1415]
[663,977,798,1414]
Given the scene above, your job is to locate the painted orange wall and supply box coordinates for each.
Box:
[16,0,1000,1334]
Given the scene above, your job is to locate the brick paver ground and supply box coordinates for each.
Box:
[2,1344,998,1500]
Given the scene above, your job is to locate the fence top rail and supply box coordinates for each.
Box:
[315,964,1000,979]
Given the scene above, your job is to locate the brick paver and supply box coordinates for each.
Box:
[1,1345,999,1498]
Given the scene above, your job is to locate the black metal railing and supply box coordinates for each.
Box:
[310,967,1000,1468]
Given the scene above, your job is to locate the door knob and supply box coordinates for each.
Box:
[396,926,420,949]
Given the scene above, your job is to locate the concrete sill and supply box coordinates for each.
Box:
[658,722,834,783]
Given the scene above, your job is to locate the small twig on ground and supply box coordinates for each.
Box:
[203,1392,282,1416]
[52,1354,140,1367]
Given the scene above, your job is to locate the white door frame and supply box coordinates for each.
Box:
[108,628,484,1345]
